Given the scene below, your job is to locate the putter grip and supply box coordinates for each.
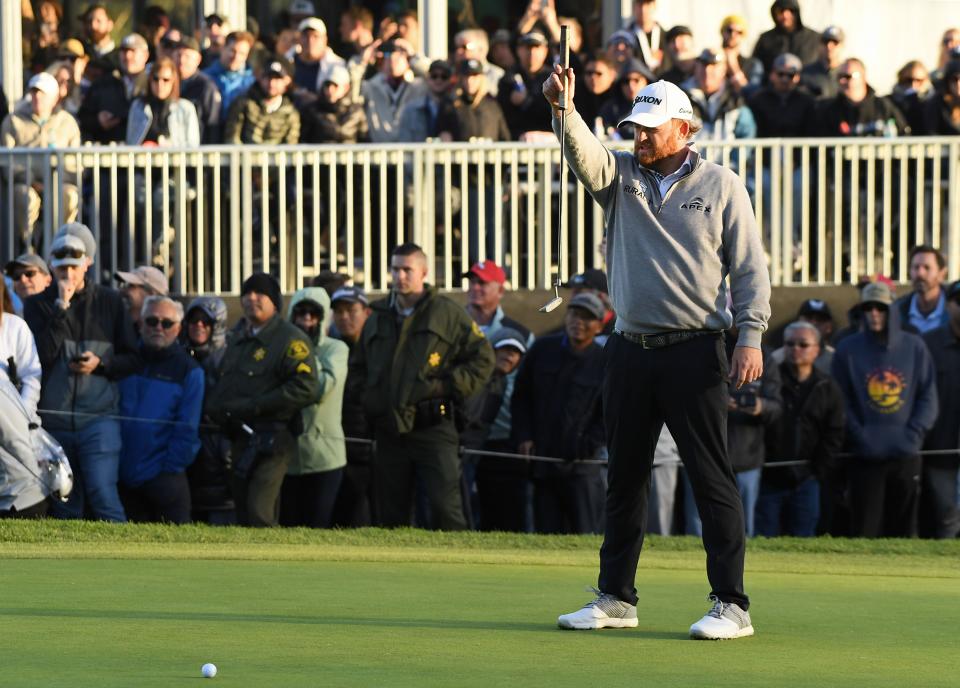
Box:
[558,25,570,110]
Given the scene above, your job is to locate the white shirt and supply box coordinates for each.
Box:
[0,313,42,418]
[908,292,946,334]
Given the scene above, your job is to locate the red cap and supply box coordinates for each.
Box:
[464,260,506,285]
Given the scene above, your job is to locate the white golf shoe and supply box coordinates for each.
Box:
[689,595,754,640]
[557,588,638,630]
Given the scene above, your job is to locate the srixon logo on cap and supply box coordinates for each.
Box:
[633,95,663,105]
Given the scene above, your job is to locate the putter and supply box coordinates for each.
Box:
[539,25,570,314]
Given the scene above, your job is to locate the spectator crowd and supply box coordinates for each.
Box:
[1,222,958,541]
[0,2,958,539]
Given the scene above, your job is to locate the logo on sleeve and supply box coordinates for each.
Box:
[865,367,906,413]
[253,347,267,361]
[286,340,310,360]
[428,352,442,367]
[680,197,712,213]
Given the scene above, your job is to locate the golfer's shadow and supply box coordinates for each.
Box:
[0,607,685,639]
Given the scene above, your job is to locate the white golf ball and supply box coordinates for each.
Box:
[201,663,217,678]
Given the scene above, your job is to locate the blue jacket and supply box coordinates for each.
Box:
[118,342,204,486]
[832,307,938,461]
[203,62,254,123]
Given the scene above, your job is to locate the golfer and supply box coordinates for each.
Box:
[544,67,770,639]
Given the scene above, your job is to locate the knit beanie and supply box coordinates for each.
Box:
[241,272,283,313]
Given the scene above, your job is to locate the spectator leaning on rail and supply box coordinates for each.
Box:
[117,296,203,524]
[756,321,845,537]
[1,72,81,255]
[813,58,909,137]
[894,246,950,335]
[77,32,150,143]
[205,273,320,527]
[329,286,374,527]
[512,293,607,535]
[831,281,938,538]
[181,297,234,523]
[350,243,494,530]
[918,280,960,539]
[24,223,140,522]
[751,0,821,76]
[280,287,348,529]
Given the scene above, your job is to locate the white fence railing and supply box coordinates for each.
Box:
[3,137,959,294]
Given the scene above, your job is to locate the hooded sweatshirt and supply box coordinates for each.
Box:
[286,287,348,475]
[831,306,938,460]
[752,0,822,74]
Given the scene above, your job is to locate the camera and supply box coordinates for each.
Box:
[735,392,757,408]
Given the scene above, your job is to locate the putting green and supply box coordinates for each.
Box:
[1,523,957,687]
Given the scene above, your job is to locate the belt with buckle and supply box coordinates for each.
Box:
[614,328,714,349]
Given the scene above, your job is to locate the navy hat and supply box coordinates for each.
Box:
[241,272,283,313]
[563,268,608,294]
[489,326,528,354]
[797,298,833,320]
[330,286,369,306]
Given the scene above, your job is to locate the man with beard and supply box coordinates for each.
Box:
[893,246,950,334]
[543,72,770,639]
[575,53,618,136]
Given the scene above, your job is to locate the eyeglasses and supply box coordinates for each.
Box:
[14,269,39,280]
[143,316,178,330]
[51,247,85,260]
[784,340,814,349]
[774,70,798,78]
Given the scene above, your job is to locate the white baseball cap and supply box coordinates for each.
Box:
[28,72,60,97]
[298,17,326,34]
[617,80,694,130]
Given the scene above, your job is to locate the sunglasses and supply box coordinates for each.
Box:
[722,27,744,35]
[15,269,39,280]
[51,247,85,260]
[143,316,179,330]
[784,340,814,349]
[862,303,888,313]
[187,315,213,327]
[837,72,859,81]
[774,70,798,78]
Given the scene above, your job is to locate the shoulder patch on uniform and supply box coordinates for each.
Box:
[471,321,485,338]
[287,340,310,360]
[296,362,313,374]
[428,351,441,367]
[253,347,267,361]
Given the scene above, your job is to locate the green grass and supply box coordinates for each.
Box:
[1,522,958,687]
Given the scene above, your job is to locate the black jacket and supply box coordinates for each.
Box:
[814,88,909,137]
[752,0,822,74]
[497,64,555,139]
[301,98,368,143]
[338,337,373,465]
[180,71,223,143]
[77,71,147,143]
[921,325,960,467]
[511,334,604,473]
[764,362,846,487]
[441,94,511,141]
[727,337,783,472]
[748,86,817,138]
[920,90,960,136]
[24,281,140,432]
[800,61,839,99]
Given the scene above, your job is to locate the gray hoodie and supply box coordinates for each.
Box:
[553,110,770,349]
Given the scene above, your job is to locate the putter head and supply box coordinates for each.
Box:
[539,296,563,313]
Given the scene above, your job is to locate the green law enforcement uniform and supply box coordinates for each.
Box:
[206,314,320,526]
[351,284,494,530]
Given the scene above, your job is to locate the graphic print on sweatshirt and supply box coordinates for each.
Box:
[864,366,907,414]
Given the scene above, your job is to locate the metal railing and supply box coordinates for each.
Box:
[3,136,959,294]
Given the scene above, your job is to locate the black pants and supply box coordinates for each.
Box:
[331,462,374,527]
[279,468,345,528]
[533,468,606,534]
[476,447,530,533]
[919,463,960,539]
[374,419,466,531]
[119,472,192,524]
[849,455,921,538]
[0,499,49,519]
[598,333,748,609]
[231,431,296,527]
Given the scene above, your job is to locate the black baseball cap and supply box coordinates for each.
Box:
[460,58,484,76]
[563,268,608,294]
[797,298,833,320]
